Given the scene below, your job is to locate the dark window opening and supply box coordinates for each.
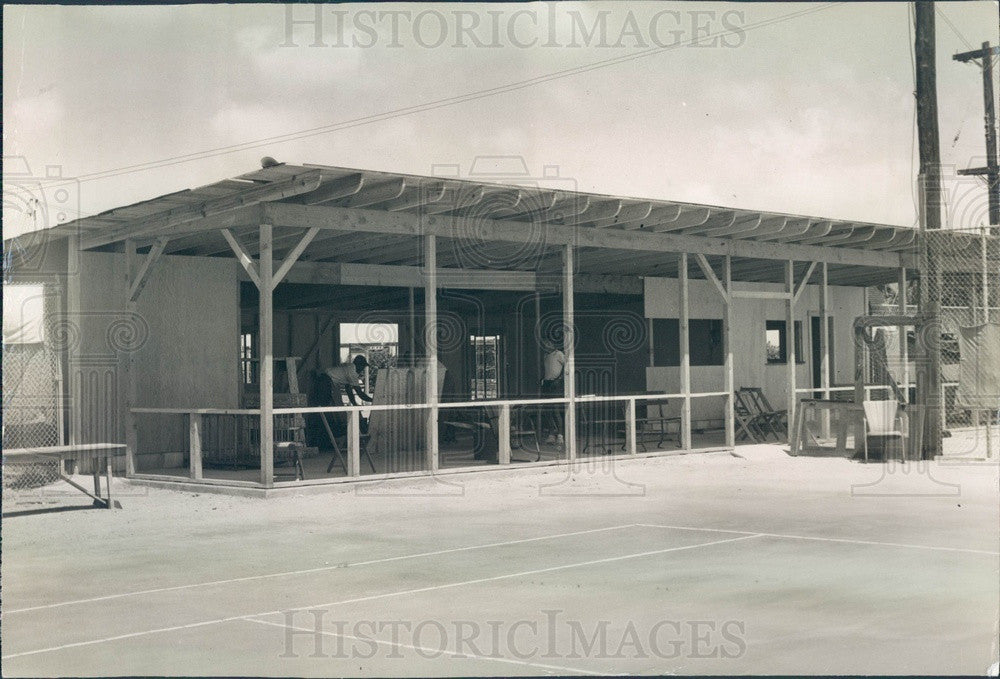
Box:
[651,319,724,367]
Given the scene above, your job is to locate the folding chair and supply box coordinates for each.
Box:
[738,387,785,440]
[733,389,770,442]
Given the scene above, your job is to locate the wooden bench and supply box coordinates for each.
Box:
[3,443,126,510]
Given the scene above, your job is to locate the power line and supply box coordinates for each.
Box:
[65,3,842,186]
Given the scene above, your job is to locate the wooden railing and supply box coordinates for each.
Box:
[131,390,733,487]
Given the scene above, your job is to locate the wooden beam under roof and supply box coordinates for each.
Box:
[617,203,682,231]
[241,260,642,294]
[281,173,364,206]
[336,177,406,209]
[648,206,711,232]
[752,217,813,241]
[262,202,909,269]
[583,201,651,229]
[81,170,321,249]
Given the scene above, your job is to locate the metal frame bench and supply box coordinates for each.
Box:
[3,443,125,510]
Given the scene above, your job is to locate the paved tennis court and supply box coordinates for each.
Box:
[3,448,998,676]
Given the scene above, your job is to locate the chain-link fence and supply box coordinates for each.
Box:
[925,228,999,428]
[866,228,998,433]
[2,286,64,494]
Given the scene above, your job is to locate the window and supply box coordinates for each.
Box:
[766,320,804,364]
[470,335,502,399]
[339,323,399,394]
[651,319,724,367]
[240,332,256,385]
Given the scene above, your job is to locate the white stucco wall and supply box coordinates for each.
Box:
[644,277,865,423]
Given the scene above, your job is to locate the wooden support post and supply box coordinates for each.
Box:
[723,256,734,448]
[66,235,80,463]
[535,291,543,378]
[786,260,797,441]
[408,287,416,358]
[498,405,511,465]
[626,399,637,455]
[647,318,655,368]
[259,224,274,487]
[899,267,909,399]
[123,239,138,477]
[348,410,361,477]
[189,413,203,480]
[563,244,577,461]
[424,234,439,471]
[820,262,832,438]
[679,253,692,450]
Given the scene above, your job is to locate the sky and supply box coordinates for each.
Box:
[3,1,998,239]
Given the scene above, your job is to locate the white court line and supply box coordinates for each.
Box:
[2,534,761,660]
[243,617,614,677]
[636,523,1000,556]
[5,523,636,615]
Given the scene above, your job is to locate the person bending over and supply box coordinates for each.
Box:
[326,355,374,406]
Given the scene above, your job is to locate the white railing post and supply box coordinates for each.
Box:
[348,410,361,477]
[424,234,439,471]
[563,244,577,461]
[498,405,511,465]
[189,413,203,480]
[259,224,274,487]
[626,398,637,455]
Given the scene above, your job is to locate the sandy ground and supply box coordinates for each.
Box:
[2,446,998,676]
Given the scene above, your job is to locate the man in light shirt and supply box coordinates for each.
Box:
[540,340,566,446]
[325,355,373,406]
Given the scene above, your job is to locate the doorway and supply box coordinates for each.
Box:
[810,315,835,397]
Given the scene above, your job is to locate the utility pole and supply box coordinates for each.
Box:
[915,0,943,458]
[953,41,1000,230]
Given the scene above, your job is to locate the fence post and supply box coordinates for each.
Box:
[189,413,203,480]
[498,405,511,465]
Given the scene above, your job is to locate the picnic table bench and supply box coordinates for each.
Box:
[3,443,125,509]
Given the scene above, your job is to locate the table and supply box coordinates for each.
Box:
[3,443,126,510]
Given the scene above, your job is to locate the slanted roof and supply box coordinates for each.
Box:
[12,160,984,286]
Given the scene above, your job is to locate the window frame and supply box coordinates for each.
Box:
[765,319,805,365]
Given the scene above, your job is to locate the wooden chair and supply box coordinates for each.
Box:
[636,394,681,450]
[580,399,625,455]
[510,405,541,461]
[244,392,310,480]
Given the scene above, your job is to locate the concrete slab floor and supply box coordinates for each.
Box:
[2,447,998,676]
